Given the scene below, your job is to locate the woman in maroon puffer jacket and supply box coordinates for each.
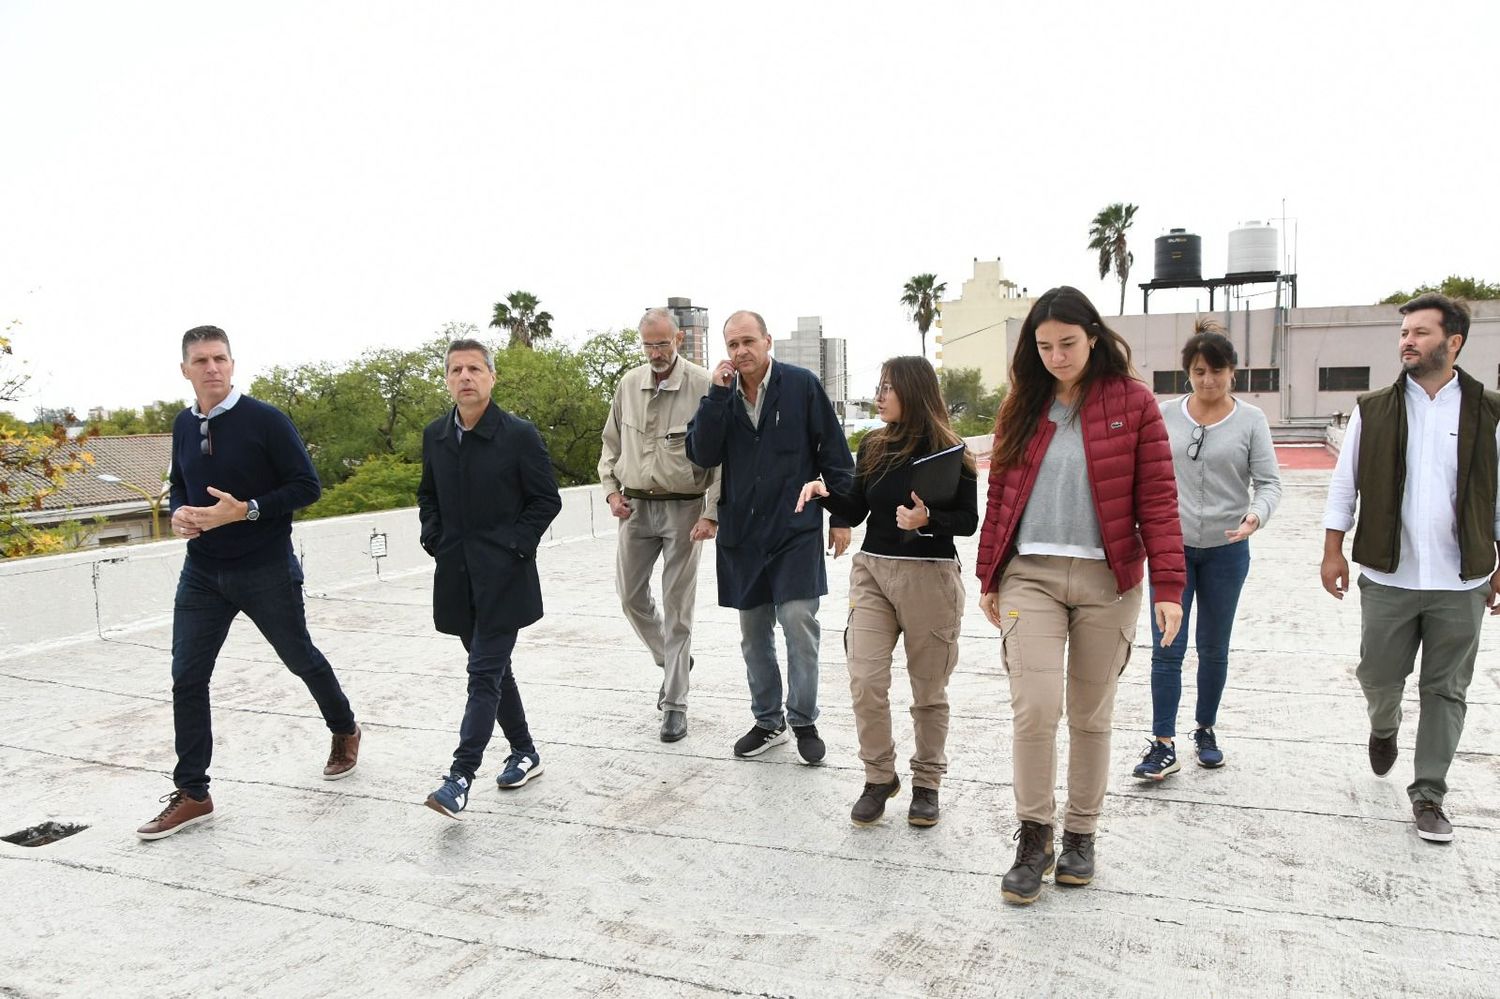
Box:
[976,286,1185,906]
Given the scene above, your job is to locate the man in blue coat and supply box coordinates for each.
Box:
[687,310,854,762]
[418,339,562,818]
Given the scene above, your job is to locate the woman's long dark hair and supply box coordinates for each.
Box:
[990,286,1140,469]
[862,356,975,480]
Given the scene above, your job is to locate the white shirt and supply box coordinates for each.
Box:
[191,386,242,419]
[738,356,773,427]
[1323,373,1500,590]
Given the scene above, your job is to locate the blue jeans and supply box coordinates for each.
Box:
[1149,541,1251,739]
[172,549,356,797]
[451,627,535,782]
[738,598,821,729]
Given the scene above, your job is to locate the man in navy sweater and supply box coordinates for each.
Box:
[137,326,361,841]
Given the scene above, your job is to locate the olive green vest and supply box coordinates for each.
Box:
[1352,367,1500,580]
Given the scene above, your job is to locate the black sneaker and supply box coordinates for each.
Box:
[1369,732,1398,777]
[908,786,940,827]
[1055,830,1095,886]
[851,776,901,826]
[792,724,826,764]
[1001,820,1055,905]
[733,723,788,758]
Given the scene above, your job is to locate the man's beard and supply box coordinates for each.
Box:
[650,356,675,374]
[1402,341,1450,378]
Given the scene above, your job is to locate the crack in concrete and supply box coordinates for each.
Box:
[2,741,1497,945]
[0,854,790,998]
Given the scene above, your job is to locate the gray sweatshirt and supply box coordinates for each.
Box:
[1161,396,1282,548]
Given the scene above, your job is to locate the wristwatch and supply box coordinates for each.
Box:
[246,499,260,522]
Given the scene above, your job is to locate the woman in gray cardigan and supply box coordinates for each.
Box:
[1134,321,1282,779]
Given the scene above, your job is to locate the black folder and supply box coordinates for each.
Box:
[909,442,967,508]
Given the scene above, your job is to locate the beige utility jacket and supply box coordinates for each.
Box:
[598,358,720,517]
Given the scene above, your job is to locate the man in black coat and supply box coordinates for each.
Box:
[687,310,854,763]
[418,338,562,818]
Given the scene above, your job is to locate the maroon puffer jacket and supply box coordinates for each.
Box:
[977,376,1185,603]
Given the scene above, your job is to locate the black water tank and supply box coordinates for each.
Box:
[1154,229,1202,281]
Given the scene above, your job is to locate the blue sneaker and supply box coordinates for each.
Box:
[496,750,543,789]
[426,771,470,819]
[1192,727,1225,768]
[1132,740,1180,781]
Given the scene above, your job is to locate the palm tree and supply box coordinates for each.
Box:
[490,291,555,350]
[900,274,947,360]
[1087,202,1139,315]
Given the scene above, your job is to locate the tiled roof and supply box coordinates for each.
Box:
[5,434,172,512]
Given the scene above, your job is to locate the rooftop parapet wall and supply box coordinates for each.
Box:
[0,483,611,653]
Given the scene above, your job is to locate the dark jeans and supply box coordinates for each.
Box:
[451,627,535,782]
[1148,541,1251,739]
[172,550,355,797]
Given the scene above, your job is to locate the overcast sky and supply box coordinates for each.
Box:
[2,0,1496,418]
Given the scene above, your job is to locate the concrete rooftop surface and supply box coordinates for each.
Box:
[2,464,1498,998]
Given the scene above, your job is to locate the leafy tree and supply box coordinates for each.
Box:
[1088,202,1139,315]
[490,291,555,350]
[301,453,423,519]
[1379,275,1500,305]
[87,400,185,436]
[939,366,1005,437]
[1,325,96,557]
[576,327,640,396]
[492,341,611,485]
[252,340,451,488]
[900,274,947,360]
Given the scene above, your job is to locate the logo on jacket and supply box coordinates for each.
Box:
[1110,420,1123,430]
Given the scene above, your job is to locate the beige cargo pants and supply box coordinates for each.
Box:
[996,554,1142,834]
[846,552,965,789]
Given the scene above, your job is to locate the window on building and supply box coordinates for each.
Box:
[1152,371,1190,394]
[1249,368,1280,392]
[1319,367,1370,392]
[97,535,130,547]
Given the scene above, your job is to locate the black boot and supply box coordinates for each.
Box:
[1055,830,1095,886]
[850,776,901,825]
[1001,820,1055,905]
[907,786,940,827]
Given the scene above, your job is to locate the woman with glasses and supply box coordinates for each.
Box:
[796,356,977,828]
[976,286,1184,905]
[1132,320,1282,781]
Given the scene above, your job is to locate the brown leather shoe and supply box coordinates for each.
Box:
[137,790,214,841]
[323,723,361,780]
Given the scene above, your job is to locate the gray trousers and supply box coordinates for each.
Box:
[1356,575,1487,804]
[616,497,703,713]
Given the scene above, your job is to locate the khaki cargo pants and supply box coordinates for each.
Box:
[846,552,965,789]
[996,555,1142,834]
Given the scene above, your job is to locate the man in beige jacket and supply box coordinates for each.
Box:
[599,308,720,741]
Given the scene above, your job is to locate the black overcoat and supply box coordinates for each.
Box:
[686,361,854,608]
[418,402,562,637]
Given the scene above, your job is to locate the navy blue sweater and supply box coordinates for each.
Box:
[169,395,321,565]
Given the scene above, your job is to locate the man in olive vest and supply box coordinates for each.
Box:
[1321,293,1500,844]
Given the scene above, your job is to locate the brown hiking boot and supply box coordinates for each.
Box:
[908,786,940,827]
[137,790,214,841]
[323,723,361,780]
[850,776,901,826]
[1001,821,1055,905]
[1055,830,1096,886]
